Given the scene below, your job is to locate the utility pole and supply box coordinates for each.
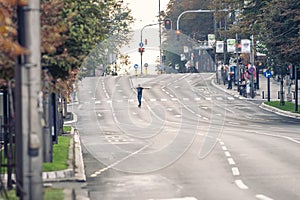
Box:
[158,0,162,67]
[250,35,255,98]
[140,23,159,74]
[16,0,43,199]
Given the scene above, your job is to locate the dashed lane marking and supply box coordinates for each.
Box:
[235,180,249,189]
[227,158,236,165]
[255,194,274,200]
[224,151,231,157]
[232,167,240,176]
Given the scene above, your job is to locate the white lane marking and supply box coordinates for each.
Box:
[170,94,174,98]
[255,194,274,200]
[95,101,101,104]
[235,180,248,189]
[148,197,198,200]
[205,97,212,100]
[106,100,112,104]
[150,99,157,102]
[245,130,300,144]
[232,167,240,176]
[167,108,173,111]
[175,115,181,118]
[128,99,134,103]
[196,114,202,117]
[228,97,235,100]
[227,158,236,165]
[228,121,240,125]
[166,91,170,95]
[216,97,223,100]
[116,100,123,103]
[97,113,102,117]
[161,98,167,101]
[183,98,189,101]
[219,141,224,145]
[201,107,208,110]
[194,97,201,101]
[90,144,150,177]
[224,151,231,157]
[91,97,96,100]
[203,117,209,120]
[221,146,227,151]
[172,98,178,101]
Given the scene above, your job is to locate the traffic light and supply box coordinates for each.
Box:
[164,19,172,30]
[176,30,181,41]
[138,47,144,53]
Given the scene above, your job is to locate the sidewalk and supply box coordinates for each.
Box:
[213,74,300,119]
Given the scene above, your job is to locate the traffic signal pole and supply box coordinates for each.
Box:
[16,1,43,199]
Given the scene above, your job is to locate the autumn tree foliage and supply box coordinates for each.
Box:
[210,0,300,74]
[166,0,213,41]
[0,0,134,97]
[0,0,28,87]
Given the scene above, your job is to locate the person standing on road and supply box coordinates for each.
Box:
[227,72,233,89]
[136,84,149,107]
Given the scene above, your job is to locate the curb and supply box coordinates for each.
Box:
[260,102,300,119]
[43,127,86,182]
[212,78,300,119]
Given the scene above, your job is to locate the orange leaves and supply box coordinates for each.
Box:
[0,0,29,56]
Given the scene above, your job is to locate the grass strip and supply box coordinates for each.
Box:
[5,188,64,200]
[265,101,300,113]
[43,136,71,172]
[63,125,72,133]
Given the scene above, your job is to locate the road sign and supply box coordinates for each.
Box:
[144,63,148,67]
[134,64,139,69]
[249,66,255,74]
[139,42,144,47]
[264,70,272,78]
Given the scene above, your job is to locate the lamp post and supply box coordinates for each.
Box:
[140,23,159,74]
[158,0,162,66]
[176,9,228,31]
[176,9,228,72]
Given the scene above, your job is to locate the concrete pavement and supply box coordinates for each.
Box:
[54,73,299,200]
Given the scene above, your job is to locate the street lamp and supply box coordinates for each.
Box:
[176,9,228,72]
[176,9,228,31]
[140,23,159,74]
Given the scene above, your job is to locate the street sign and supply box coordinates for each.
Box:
[264,70,272,78]
[139,42,144,47]
[249,66,255,74]
[144,63,148,67]
[134,64,139,69]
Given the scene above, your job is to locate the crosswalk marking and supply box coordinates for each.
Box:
[92,96,236,105]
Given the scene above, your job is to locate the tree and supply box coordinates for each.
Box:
[166,0,213,41]
[0,0,28,87]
